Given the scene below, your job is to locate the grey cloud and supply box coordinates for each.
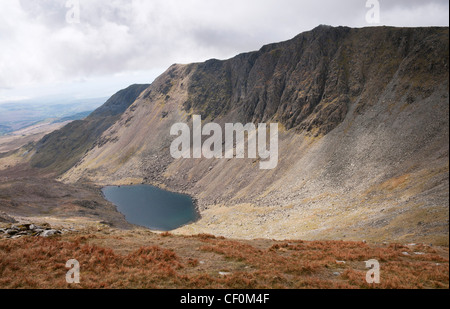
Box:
[381,0,449,9]
[1,0,448,95]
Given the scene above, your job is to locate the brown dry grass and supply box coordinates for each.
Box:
[0,232,448,289]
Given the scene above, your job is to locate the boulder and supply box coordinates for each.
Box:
[17,225,30,231]
[6,229,18,236]
[41,230,61,237]
[40,223,52,230]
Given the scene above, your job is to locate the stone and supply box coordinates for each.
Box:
[6,229,18,235]
[40,223,52,230]
[17,225,30,231]
[41,230,61,237]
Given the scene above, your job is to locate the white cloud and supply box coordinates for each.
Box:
[0,0,448,101]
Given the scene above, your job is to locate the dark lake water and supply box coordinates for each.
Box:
[102,185,199,231]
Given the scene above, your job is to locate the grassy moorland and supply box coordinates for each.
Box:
[0,229,448,289]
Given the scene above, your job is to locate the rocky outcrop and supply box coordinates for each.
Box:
[0,223,73,239]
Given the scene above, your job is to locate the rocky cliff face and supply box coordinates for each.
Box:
[45,26,448,243]
[183,26,448,135]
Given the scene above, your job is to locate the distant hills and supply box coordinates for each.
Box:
[52,111,94,124]
[0,97,107,135]
[0,125,10,136]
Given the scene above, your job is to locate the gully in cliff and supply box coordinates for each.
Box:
[170,115,279,170]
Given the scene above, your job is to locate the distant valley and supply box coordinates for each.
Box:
[0,97,106,136]
[0,97,108,153]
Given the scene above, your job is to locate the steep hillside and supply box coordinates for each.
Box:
[54,26,448,244]
[30,84,149,173]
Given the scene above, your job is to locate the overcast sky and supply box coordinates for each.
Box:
[0,0,448,104]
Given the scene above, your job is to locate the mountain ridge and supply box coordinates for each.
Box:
[29,25,449,243]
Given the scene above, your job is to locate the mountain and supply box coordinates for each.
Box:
[34,26,449,243]
[52,110,94,123]
[30,84,150,173]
